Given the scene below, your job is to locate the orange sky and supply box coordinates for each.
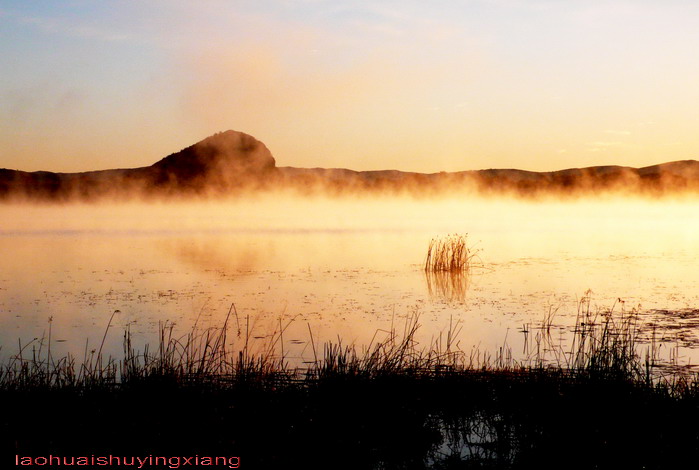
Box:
[2,1,699,173]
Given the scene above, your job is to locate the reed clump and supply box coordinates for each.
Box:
[424,234,476,273]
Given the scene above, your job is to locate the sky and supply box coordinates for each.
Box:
[2,0,699,173]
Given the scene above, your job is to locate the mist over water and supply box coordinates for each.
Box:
[2,194,699,369]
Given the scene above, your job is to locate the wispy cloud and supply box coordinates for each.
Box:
[6,10,140,44]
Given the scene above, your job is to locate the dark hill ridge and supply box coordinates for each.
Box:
[0,130,276,200]
[2,130,699,200]
[149,130,275,189]
[276,160,699,196]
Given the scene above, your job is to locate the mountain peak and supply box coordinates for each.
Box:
[148,130,276,190]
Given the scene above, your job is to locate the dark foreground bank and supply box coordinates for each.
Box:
[2,311,699,469]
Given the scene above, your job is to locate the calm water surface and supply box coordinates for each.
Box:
[2,196,699,369]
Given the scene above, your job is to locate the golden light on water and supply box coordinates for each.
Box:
[5,2,699,463]
[2,195,699,368]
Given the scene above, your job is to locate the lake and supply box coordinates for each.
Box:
[2,195,699,372]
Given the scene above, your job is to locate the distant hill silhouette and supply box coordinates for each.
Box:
[276,160,699,197]
[0,130,275,200]
[2,130,699,200]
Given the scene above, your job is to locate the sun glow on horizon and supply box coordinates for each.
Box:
[2,1,699,174]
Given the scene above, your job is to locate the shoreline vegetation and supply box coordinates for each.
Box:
[3,297,699,469]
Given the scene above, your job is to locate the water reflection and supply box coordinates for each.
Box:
[2,196,699,369]
[425,271,470,303]
[165,238,264,275]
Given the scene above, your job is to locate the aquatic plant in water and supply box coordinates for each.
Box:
[424,234,475,273]
[424,234,477,302]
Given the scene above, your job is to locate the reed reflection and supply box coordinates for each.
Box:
[424,234,475,302]
[425,271,470,302]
